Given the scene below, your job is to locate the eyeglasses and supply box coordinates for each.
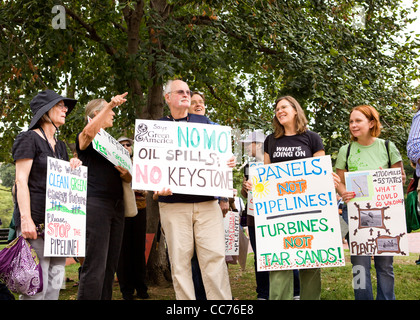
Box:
[55,102,68,110]
[121,143,132,147]
[169,90,191,96]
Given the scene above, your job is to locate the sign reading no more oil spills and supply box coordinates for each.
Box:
[132,119,234,198]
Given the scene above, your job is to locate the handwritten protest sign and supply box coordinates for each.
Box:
[345,168,409,256]
[250,155,345,271]
[246,162,263,217]
[88,117,132,173]
[44,157,87,257]
[224,211,239,255]
[132,119,233,197]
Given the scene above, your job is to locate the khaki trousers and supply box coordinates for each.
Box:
[269,268,321,300]
[159,200,232,300]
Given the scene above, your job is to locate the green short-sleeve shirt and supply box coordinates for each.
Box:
[335,138,401,172]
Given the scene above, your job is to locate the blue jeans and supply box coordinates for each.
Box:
[351,255,395,300]
[344,205,396,300]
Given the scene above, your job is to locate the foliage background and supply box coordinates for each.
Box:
[1,0,419,161]
[1,0,420,283]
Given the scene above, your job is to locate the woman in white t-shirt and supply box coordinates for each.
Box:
[335,104,405,300]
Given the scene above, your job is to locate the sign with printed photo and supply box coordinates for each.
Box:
[345,168,409,256]
[250,155,345,271]
[132,119,233,197]
[44,157,87,257]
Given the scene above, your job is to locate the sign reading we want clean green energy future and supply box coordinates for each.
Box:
[132,119,233,198]
[44,157,87,257]
[250,156,345,271]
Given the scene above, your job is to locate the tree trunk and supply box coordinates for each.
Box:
[145,192,172,286]
[143,0,173,286]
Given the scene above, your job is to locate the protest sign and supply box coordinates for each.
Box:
[44,157,87,257]
[345,168,409,256]
[224,211,239,256]
[88,117,132,173]
[250,155,345,271]
[246,162,263,217]
[132,119,233,197]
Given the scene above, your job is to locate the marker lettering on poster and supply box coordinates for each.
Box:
[224,211,239,255]
[345,168,409,256]
[133,120,233,197]
[44,157,87,257]
[88,117,132,172]
[251,156,345,271]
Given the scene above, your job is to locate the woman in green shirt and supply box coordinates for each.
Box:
[335,105,405,300]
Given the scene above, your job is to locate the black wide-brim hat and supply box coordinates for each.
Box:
[28,89,77,130]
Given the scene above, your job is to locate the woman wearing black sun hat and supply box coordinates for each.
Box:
[12,89,82,300]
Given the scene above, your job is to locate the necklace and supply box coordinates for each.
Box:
[39,126,61,159]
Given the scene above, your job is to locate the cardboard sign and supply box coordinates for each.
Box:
[44,157,87,257]
[132,119,233,197]
[246,162,263,217]
[88,117,132,173]
[251,155,345,271]
[345,168,409,256]
[224,211,239,255]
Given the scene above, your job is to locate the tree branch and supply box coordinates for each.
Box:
[64,6,117,56]
[176,14,281,56]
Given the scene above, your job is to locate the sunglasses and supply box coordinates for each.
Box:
[121,143,132,147]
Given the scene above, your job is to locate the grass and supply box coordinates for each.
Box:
[0,186,13,228]
[2,185,419,300]
[53,250,420,301]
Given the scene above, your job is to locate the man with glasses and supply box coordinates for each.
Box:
[154,79,233,300]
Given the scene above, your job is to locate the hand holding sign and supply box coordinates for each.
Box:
[115,165,132,183]
[153,187,173,199]
[69,157,83,170]
[227,156,236,168]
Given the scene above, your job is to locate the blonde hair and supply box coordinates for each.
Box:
[85,99,106,121]
[273,96,308,138]
[350,105,381,141]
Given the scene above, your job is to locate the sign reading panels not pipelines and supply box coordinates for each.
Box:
[250,155,345,271]
[132,119,233,197]
[44,157,87,257]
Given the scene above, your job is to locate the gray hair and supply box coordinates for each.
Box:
[163,80,174,96]
[85,98,106,121]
